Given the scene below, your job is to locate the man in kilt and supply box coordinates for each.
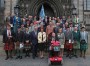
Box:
[73,27,80,58]
[24,28,31,57]
[80,27,88,58]
[3,24,15,60]
[15,27,24,59]
[64,27,73,58]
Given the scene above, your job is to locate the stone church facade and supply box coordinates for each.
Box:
[4,0,83,20]
[3,0,90,28]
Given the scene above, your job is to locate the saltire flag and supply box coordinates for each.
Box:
[39,5,45,20]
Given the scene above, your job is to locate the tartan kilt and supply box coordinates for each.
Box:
[4,43,14,50]
[64,41,73,49]
[80,43,88,50]
[24,43,31,49]
[15,41,20,49]
[73,41,80,49]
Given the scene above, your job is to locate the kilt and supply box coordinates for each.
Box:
[64,41,73,49]
[4,43,14,51]
[80,43,88,50]
[15,41,20,49]
[73,41,80,49]
[24,43,31,49]
[4,38,14,50]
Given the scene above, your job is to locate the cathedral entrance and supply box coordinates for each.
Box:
[18,0,72,17]
[37,3,55,17]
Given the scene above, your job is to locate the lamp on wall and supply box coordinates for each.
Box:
[72,4,77,15]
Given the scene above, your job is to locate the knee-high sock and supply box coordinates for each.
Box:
[5,50,8,57]
[9,50,12,57]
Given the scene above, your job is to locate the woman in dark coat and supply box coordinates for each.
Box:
[3,24,15,60]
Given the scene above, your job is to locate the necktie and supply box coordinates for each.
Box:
[42,33,43,41]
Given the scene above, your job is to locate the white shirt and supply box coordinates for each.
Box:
[7,30,11,37]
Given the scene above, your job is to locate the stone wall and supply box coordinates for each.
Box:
[4,0,84,22]
[4,0,17,18]
[73,0,84,22]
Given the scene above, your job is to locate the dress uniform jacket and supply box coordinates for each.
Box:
[13,16,21,33]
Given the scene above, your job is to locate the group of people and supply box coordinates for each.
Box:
[3,14,88,60]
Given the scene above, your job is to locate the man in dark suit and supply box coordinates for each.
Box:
[30,26,38,59]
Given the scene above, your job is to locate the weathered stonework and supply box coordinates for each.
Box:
[4,0,84,22]
[4,0,17,17]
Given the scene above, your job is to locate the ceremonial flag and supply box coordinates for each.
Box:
[39,5,45,20]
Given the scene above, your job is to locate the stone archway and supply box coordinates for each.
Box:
[17,0,72,17]
[36,3,55,17]
[28,0,60,17]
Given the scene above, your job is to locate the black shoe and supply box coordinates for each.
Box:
[25,55,27,57]
[75,55,78,58]
[80,54,82,57]
[16,56,19,59]
[69,56,72,59]
[32,56,35,59]
[10,56,13,59]
[5,57,9,60]
[20,56,22,59]
[66,54,69,57]
[28,55,30,57]
[35,55,38,57]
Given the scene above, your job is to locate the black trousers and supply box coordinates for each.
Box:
[32,44,38,58]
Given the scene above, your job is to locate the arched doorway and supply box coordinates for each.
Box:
[17,0,72,17]
[37,3,55,17]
